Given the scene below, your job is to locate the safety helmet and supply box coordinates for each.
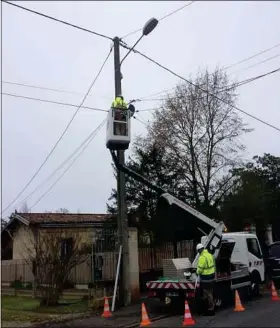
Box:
[196,243,204,252]
[117,94,124,100]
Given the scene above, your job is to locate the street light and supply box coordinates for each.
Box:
[113,17,158,307]
[120,17,158,66]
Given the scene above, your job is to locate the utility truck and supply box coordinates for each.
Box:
[146,194,265,309]
[106,106,265,310]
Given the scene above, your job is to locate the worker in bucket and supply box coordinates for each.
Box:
[111,94,128,136]
[196,243,216,316]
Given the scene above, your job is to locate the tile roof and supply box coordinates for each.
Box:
[17,213,113,224]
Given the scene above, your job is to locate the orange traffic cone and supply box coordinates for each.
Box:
[271,281,280,301]
[233,290,245,312]
[182,300,195,326]
[101,296,112,318]
[140,302,151,327]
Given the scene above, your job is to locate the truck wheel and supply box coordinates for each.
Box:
[250,271,261,298]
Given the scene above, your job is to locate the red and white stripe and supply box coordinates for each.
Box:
[146,281,196,290]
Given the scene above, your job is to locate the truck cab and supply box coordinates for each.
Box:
[202,232,265,296]
[222,232,265,287]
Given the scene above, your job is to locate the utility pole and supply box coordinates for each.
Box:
[113,36,130,307]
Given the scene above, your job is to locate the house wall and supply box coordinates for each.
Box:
[8,224,140,304]
[12,225,35,260]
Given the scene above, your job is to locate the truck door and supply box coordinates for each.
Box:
[246,237,265,283]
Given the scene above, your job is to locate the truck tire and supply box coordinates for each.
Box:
[250,270,261,298]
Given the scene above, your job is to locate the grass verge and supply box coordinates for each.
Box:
[2,295,91,323]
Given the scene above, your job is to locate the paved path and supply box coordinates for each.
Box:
[152,295,280,327]
[36,293,280,327]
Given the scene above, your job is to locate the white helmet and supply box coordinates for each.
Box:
[196,243,204,252]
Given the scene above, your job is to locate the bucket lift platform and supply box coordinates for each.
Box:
[106,107,131,151]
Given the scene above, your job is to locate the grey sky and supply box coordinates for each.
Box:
[2,1,280,217]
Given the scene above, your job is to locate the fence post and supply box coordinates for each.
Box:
[32,266,36,299]
[14,262,17,296]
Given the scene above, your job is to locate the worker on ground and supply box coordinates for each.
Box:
[196,243,216,316]
[111,94,128,136]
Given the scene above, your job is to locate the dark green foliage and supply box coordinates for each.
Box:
[220,153,280,234]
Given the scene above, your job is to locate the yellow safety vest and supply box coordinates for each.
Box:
[196,249,215,276]
[111,97,128,110]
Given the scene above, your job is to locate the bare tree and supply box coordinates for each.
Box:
[147,68,252,211]
[20,202,30,213]
[56,208,69,214]
[25,228,89,306]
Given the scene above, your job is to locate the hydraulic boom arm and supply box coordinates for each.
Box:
[110,149,165,194]
[110,149,226,265]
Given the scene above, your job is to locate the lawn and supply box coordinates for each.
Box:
[1,296,91,323]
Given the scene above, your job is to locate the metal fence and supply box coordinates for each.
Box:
[1,255,117,286]
[1,228,119,286]
[2,234,193,288]
[138,240,194,273]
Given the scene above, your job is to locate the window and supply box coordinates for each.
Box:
[246,238,262,259]
[269,244,280,258]
[60,238,73,260]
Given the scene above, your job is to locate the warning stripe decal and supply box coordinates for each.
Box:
[146,281,196,290]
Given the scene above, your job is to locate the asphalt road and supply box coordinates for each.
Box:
[152,295,280,327]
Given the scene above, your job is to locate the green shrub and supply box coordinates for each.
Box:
[11,280,23,289]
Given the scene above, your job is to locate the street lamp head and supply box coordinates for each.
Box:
[142,18,158,36]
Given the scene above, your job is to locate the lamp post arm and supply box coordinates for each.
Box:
[120,35,144,66]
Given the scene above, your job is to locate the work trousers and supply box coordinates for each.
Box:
[113,109,127,136]
[200,280,215,311]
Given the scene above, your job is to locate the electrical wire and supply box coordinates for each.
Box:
[2,92,108,113]
[223,42,280,71]
[120,41,280,132]
[1,47,113,215]
[129,41,280,102]
[29,120,106,210]
[132,59,280,103]
[121,1,196,39]
[134,116,148,126]
[2,81,84,96]
[230,53,280,75]
[2,81,111,100]
[134,113,148,125]
[11,119,106,211]
[159,1,196,21]
[2,1,113,41]
[134,67,280,108]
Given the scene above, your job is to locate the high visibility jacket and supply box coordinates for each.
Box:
[111,97,128,110]
[196,249,215,276]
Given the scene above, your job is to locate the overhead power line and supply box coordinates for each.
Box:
[2,81,107,99]
[133,49,280,102]
[2,93,108,113]
[16,119,106,210]
[120,41,280,132]
[223,42,280,71]
[1,47,113,216]
[2,80,83,95]
[159,1,196,21]
[3,1,113,41]
[134,67,280,105]
[230,53,280,75]
[121,1,196,39]
[30,119,106,210]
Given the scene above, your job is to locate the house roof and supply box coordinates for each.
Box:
[18,213,112,224]
[2,212,115,232]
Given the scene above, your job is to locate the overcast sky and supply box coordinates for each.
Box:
[2,1,280,217]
